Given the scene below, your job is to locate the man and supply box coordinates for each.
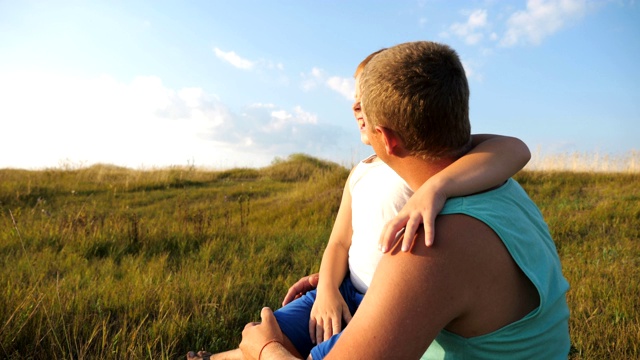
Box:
[240,41,570,359]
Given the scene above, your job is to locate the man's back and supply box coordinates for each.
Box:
[328,179,569,359]
[422,178,570,359]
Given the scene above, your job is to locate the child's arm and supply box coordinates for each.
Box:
[379,134,531,252]
[309,171,354,344]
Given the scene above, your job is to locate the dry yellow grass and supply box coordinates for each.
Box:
[526,149,639,173]
[1,154,638,358]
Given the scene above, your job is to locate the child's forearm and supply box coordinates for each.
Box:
[378,134,530,251]
[316,175,354,292]
[317,242,350,293]
[432,134,530,198]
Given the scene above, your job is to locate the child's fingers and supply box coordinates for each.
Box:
[309,318,317,344]
[329,317,340,341]
[423,211,436,247]
[424,226,435,247]
[401,214,422,252]
[315,320,324,345]
[379,217,407,253]
[343,306,353,325]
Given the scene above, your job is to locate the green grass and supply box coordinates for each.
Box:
[1,154,638,359]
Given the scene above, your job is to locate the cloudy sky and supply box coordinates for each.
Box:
[1,0,638,170]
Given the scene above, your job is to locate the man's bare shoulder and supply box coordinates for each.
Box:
[432,213,499,249]
[424,213,515,283]
[334,216,479,359]
[424,213,539,336]
[372,214,491,312]
[332,212,531,358]
[396,213,499,259]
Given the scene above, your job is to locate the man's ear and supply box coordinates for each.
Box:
[375,125,402,156]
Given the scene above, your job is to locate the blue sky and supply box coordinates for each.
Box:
[1,0,638,170]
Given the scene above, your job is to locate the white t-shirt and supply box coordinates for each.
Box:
[348,155,413,293]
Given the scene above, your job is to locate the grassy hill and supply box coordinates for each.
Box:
[1,154,638,359]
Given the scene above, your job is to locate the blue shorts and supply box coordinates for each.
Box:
[274,276,364,360]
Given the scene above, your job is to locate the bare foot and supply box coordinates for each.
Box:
[186,350,212,360]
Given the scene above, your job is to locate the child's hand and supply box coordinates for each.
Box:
[379,181,447,252]
[309,289,352,344]
[282,273,320,306]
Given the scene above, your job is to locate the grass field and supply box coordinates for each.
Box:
[526,149,639,173]
[1,154,638,359]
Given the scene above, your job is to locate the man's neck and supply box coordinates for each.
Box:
[388,156,454,192]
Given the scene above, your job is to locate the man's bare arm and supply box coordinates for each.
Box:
[326,217,472,359]
[327,213,532,359]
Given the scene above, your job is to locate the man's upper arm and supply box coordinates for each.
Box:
[326,215,472,359]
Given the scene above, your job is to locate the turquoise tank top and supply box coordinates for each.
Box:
[421,178,570,359]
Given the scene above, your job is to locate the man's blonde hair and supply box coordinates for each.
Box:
[354,48,386,78]
[360,41,471,160]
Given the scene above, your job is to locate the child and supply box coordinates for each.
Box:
[188,49,530,360]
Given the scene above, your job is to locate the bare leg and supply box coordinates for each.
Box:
[208,349,242,360]
[187,349,241,360]
[186,334,303,360]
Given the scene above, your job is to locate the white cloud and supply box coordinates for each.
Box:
[213,48,286,75]
[500,0,588,47]
[264,107,317,131]
[461,60,483,82]
[264,61,284,71]
[267,110,291,130]
[300,67,324,91]
[311,68,323,78]
[468,9,489,27]
[300,68,355,100]
[248,103,276,109]
[293,106,318,125]
[0,72,240,169]
[449,9,489,45]
[213,47,255,70]
[209,102,344,157]
[0,71,345,169]
[326,76,355,100]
